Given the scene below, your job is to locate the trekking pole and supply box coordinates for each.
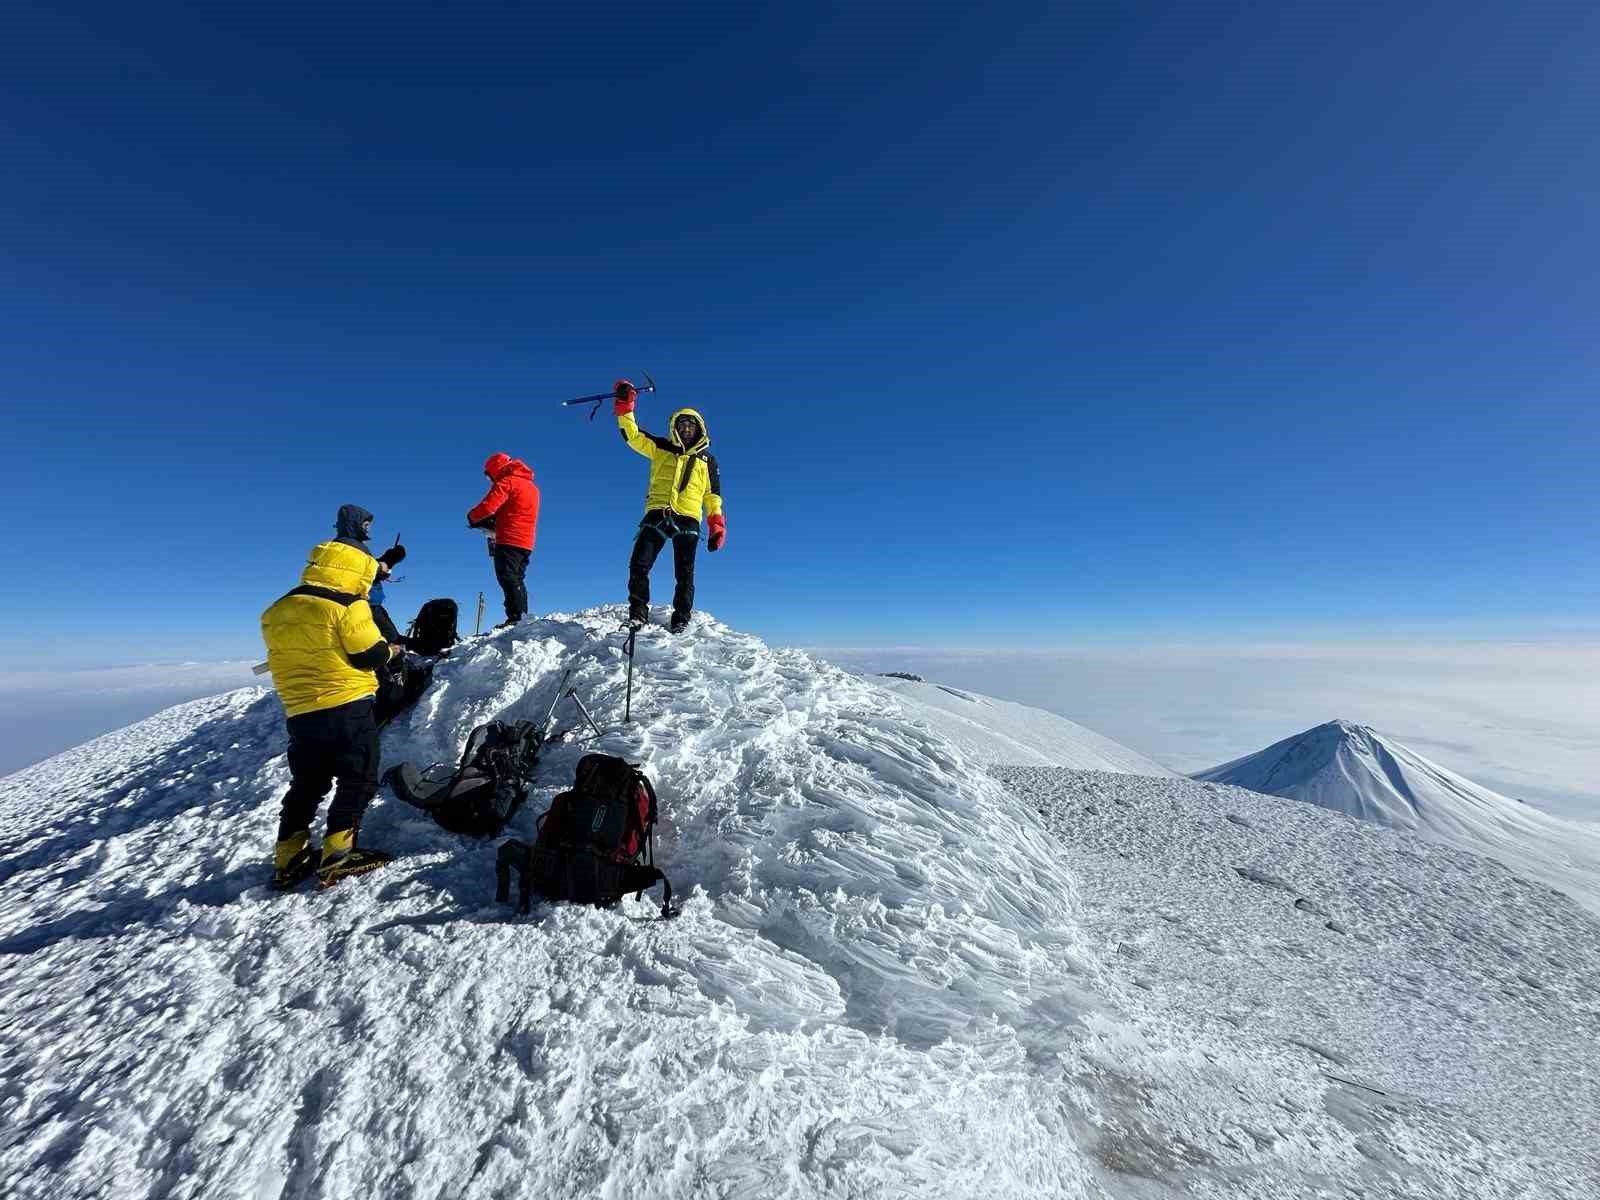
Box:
[539,669,574,741]
[474,592,485,636]
[565,688,607,740]
[561,371,656,421]
[623,626,637,723]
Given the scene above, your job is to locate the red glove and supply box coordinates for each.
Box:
[613,379,637,416]
[707,512,726,552]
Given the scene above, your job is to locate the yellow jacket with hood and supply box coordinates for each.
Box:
[260,541,391,718]
[617,407,724,521]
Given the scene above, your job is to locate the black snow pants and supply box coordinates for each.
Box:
[278,697,380,841]
[493,544,531,622]
[628,510,699,624]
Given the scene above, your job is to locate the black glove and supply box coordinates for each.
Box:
[379,544,407,569]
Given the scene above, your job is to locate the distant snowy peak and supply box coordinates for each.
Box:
[874,676,1177,777]
[1197,719,1509,831]
[1198,720,1600,916]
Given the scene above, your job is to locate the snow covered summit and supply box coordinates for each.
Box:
[1198,719,1600,915]
[3,611,1596,1197]
[0,608,1121,1197]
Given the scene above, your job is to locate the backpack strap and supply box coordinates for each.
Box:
[637,772,659,827]
[632,771,660,870]
[620,862,679,920]
[459,725,492,772]
[655,872,679,920]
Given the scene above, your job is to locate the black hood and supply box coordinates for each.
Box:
[335,504,375,551]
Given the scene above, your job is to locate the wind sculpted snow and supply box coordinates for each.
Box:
[1,610,1591,1198]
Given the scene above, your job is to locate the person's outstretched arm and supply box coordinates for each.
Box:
[614,380,658,459]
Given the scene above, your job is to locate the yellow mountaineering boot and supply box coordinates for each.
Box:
[271,831,318,892]
[316,827,393,889]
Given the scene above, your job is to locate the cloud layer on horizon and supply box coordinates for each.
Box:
[817,640,1600,822]
[0,663,262,777]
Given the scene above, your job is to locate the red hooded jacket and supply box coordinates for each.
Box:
[467,454,540,550]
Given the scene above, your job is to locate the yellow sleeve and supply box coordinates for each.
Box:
[704,456,724,517]
[337,599,387,662]
[617,410,659,459]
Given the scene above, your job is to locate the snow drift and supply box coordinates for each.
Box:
[1198,719,1600,915]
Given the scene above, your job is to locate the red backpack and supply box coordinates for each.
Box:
[495,755,678,918]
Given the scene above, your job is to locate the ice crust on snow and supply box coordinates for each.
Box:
[1198,719,1600,915]
[2,609,1596,1198]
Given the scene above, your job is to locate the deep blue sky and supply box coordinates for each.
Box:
[2,1,1595,667]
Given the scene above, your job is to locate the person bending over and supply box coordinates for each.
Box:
[260,514,401,890]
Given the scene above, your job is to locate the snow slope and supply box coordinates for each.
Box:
[874,676,1176,777]
[995,766,1600,1195]
[1197,720,1600,916]
[2,610,1593,1197]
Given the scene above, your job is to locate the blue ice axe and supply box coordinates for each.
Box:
[561,371,656,421]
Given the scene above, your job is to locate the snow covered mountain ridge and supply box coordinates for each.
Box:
[873,675,1177,777]
[2,610,1595,1197]
[1199,718,1600,915]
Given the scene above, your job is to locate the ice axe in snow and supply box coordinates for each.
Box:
[561,371,656,421]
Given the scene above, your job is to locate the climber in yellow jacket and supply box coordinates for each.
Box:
[260,513,401,890]
[613,379,726,633]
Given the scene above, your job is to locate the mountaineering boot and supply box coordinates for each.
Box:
[317,827,393,889]
[669,613,691,635]
[272,830,319,891]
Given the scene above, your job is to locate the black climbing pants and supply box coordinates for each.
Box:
[278,697,380,841]
[493,544,531,622]
[628,510,699,623]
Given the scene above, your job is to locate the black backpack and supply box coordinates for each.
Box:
[495,754,678,918]
[384,720,542,836]
[407,599,459,656]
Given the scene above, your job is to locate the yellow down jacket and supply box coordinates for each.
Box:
[618,407,724,521]
[260,541,390,718]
